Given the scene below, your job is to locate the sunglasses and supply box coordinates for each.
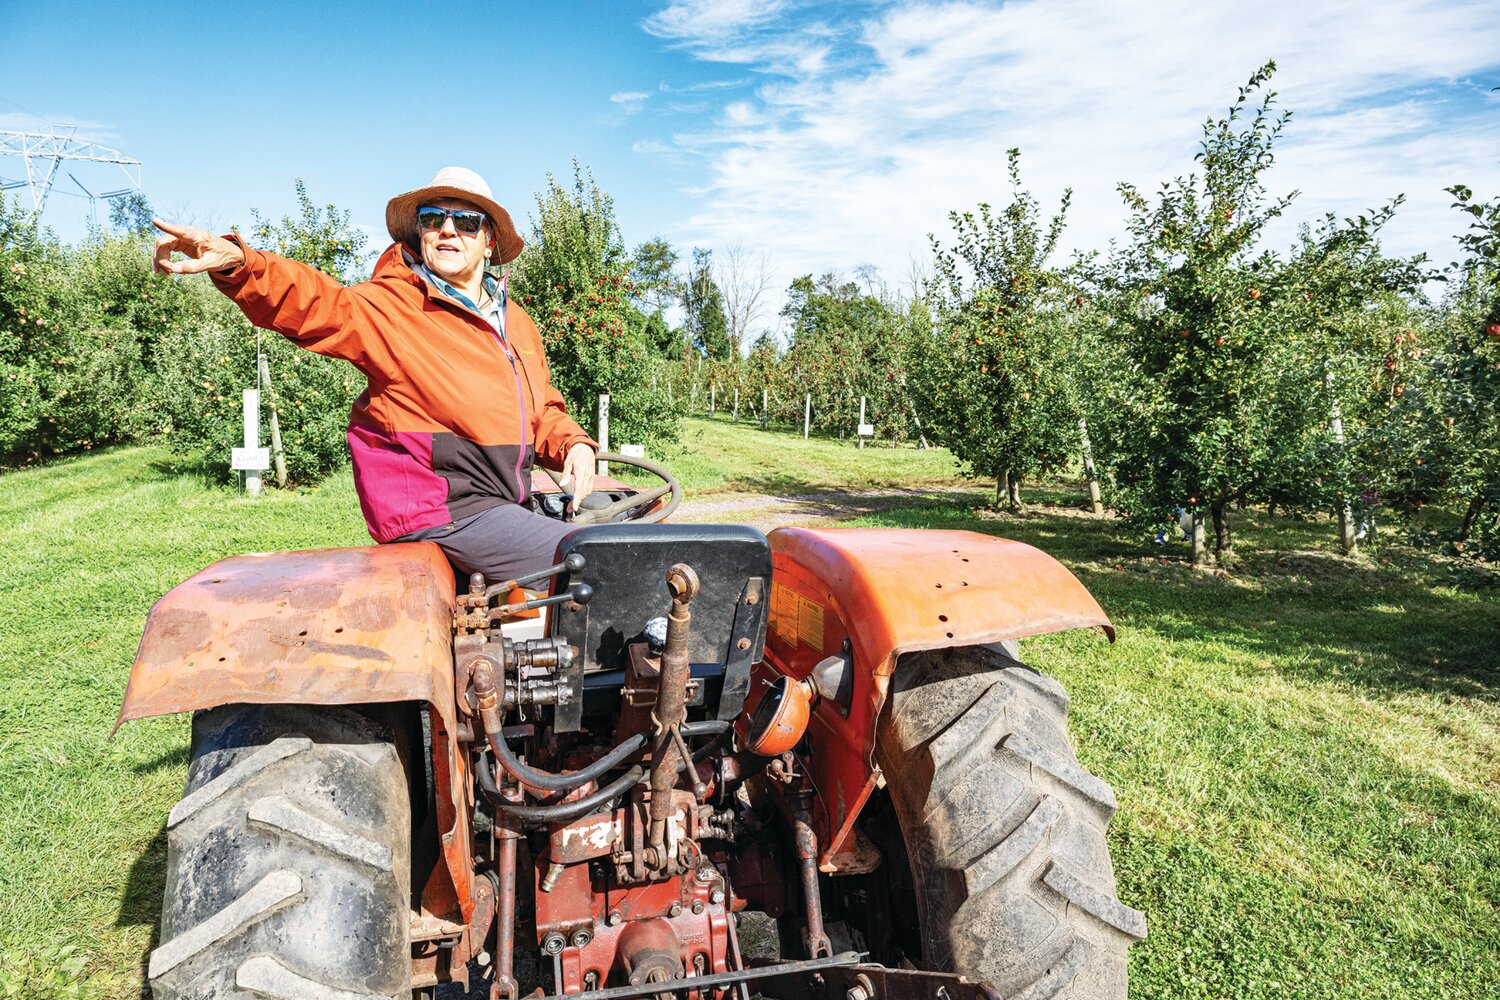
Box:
[416,205,487,236]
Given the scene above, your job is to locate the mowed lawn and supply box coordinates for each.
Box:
[1,417,1496,999]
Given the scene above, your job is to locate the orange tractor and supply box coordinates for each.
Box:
[119,455,1144,1000]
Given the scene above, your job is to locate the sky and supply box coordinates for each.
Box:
[3,0,1499,337]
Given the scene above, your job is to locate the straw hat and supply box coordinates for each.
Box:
[385,166,524,264]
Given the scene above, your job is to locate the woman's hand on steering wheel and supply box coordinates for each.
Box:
[567,452,681,525]
[152,218,246,275]
[562,442,596,513]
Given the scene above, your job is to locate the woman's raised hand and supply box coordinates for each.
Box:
[152,218,245,275]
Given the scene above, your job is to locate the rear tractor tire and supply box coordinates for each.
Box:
[876,645,1145,1000]
[149,704,412,1000]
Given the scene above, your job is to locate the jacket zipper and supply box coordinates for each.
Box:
[490,324,530,505]
[436,287,531,505]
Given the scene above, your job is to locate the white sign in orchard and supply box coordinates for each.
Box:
[231,447,270,471]
[237,387,265,497]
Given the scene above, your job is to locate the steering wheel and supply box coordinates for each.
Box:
[541,451,682,525]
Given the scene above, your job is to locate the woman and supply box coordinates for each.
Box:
[152,166,597,581]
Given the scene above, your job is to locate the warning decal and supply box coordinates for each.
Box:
[770,583,799,645]
[797,597,824,651]
[770,583,827,651]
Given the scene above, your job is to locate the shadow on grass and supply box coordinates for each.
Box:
[132,745,190,774]
[116,823,166,989]
[855,498,1500,702]
[147,453,234,488]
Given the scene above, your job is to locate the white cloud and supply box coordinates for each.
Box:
[641,0,1500,306]
[645,0,792,44]
[645,0,832,77]
[611,91,652,105]
[0,114,123,143]
[658,78,753,93]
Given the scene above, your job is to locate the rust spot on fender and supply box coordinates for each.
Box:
[147,608,213,654]
[342,594,399,633]
[284,581,345,610]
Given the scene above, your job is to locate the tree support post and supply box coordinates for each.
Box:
[258,354,288,488]
[1190,509,1207,567]
[804,394,811,439]
[596,393,610,476]
[1079,417,1102,515]
[1328,382,1357,555]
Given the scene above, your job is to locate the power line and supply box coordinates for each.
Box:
[0,124,141,218]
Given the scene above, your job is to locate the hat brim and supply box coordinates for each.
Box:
[386,185,524,264]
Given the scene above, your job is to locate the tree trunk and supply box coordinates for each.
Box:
[1007,472,1023,512]
[996,467,1008,510]
[1460,495,1487,541]
[1190,510,1207,567]
[1211,502,1235,569]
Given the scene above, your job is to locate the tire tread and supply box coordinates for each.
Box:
[150,705,409,1000]
[876,646,1142,1000]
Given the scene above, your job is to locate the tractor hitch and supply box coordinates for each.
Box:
[757,962,1006,1000]
[532,951,864,1000]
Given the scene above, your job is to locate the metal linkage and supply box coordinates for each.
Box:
[648,564,699,873]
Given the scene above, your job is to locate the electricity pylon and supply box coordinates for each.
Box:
[0,124,141,217]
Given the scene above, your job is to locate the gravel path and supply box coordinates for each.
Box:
[673,485,984,530]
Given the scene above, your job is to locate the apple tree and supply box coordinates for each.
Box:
[911,148,1077,509]
[1366,186,1500,558]
[509,164,679,449]
[1264,204,1428,551]
[1088,62,1315,566]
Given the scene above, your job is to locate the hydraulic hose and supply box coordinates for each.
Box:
[477,759,645,824]
[473,653,731,793]
[476,722,731,825]
[495,727,648,792]
[472,655,643,791]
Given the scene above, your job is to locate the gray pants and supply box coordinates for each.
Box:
[396,502,575,584]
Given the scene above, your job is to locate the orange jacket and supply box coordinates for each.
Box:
[212,240,594,542]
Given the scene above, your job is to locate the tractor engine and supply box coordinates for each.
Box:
[453,524,779,998]
[534,790,733,993]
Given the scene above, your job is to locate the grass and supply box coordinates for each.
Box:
[0,419,1496,998]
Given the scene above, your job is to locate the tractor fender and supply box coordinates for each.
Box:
[117,542,479,922]
[758,527,1113,867]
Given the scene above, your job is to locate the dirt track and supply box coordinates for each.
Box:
[674,485,985,530]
